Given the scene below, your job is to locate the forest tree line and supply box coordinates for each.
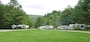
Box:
[35,0,90,28]
[0,0,90,29]
[0,0,33,29]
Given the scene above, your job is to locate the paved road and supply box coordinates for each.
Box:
[60,30,90,34]
[0,29,90,34]
[0,30,13,32]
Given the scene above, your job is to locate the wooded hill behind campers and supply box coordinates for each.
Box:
[0,0,90,30]
[35,0,90,29]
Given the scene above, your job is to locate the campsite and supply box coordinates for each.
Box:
[0,0,90,42]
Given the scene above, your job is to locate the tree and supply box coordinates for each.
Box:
[34,0,90,29]
[75,0,90,24]
[0,0,33,29]
[8,0,22,8]
[35,10,61,28]
[35,17,42,28]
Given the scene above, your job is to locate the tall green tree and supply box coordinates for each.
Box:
[0,0,33,29]
[35,17,42,28]
[8,0,21,8]
[74,0,90,24]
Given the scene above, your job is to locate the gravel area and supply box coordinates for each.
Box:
[0,29,90,34]
[60,30,90,34]
[0,30,13,32]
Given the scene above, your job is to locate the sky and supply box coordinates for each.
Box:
[0,0,79,15]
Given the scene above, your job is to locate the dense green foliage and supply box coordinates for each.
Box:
[35,0,90,28]
[0,0,33,29]
[0,30,90,42]
[29,15,42,22]
[29,15,42,28]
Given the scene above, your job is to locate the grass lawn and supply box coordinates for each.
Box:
[0,30,90,42]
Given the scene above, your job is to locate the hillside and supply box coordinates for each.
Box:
[29,15,42,22]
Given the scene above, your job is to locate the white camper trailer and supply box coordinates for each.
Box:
[12,24,17,29]
[57,23,87,30]
[39,25,54,30]
[12,24,29,29]
[57,25,70,30]
[69,23,86,30]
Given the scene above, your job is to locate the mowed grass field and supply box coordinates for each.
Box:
[0,30,90,42]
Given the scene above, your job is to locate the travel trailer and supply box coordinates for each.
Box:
[57,23,87,30]
[12,24,29,29]
[39,25,54,30]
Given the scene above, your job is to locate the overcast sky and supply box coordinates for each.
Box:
[0,0,79,15]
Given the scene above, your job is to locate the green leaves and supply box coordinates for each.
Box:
[35,0,90,28]
[0,0,33,29]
